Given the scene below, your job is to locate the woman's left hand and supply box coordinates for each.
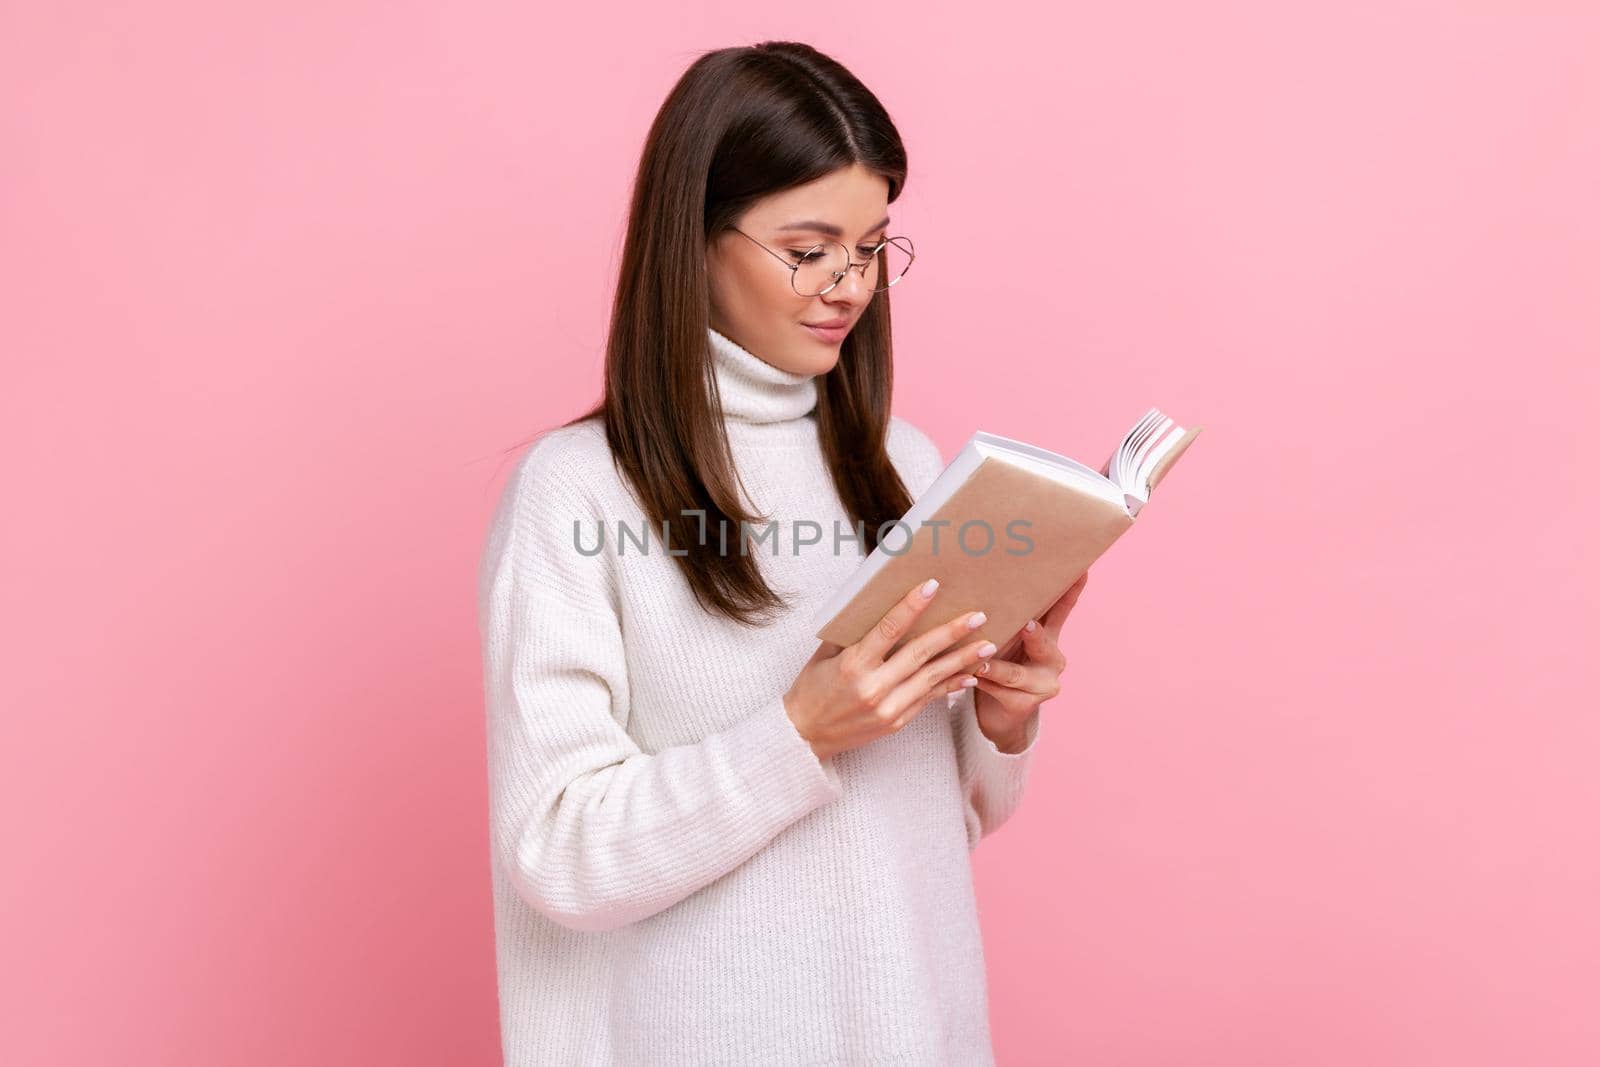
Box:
[972,571,1089,753]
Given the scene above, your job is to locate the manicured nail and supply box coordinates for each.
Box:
[960,676,978,687]
[921,578,940,598]
[1025,620,1038,632]
[967,611,987,628]
[977,641,997,657]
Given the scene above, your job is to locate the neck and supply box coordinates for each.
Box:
[707,326,819,425]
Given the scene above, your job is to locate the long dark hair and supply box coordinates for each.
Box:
[516,41,914,627]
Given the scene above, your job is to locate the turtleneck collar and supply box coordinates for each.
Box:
[707,325,819,424]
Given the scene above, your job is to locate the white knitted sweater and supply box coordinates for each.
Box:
[477,325,1041,1065]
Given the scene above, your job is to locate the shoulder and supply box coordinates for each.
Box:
[479,418,616,595]
[510,417,615,506]
[886,414,947,498]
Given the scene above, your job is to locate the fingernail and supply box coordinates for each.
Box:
[977,641,997,657]
[1025,620,1038,632]
[960,676,978,687]
[967,611,987,628]
[921,578,940,598]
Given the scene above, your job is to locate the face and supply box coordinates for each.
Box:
[706,162,891,376]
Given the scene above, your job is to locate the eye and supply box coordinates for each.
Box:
[788,248,827,263]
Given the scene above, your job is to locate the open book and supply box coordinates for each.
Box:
[809,407,1202,660]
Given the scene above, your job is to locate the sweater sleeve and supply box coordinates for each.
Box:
[950,685,1041,850]
[886,415,1044,851]
[477,438,846,934]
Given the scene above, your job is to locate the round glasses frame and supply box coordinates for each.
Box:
[730,227,916,297]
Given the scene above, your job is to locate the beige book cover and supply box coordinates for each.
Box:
[810,407,1202,660]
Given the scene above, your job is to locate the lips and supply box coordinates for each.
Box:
[802,319,852,344]
[803,318,850,329]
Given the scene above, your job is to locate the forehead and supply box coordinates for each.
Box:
[742,163,891,237]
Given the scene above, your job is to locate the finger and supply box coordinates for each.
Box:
[1019,619,1065,670]
[854,577,943,665]
[883,635,995,725]
[945,673,979,693]
[989,628,1027,664]
[902,672,981,725]
[972,675,1031,711]
[918,635,998,688]
[923,673,980,715]
[920,670,981,709]
[1043,571,1089,640]
[973,673,1055,707]
[1050,572,1088,620]
[972,657,1055,697]
[881,607,990,687]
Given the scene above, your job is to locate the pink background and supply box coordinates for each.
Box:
[4,4,1596,1065]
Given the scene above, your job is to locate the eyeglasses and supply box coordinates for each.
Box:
[731,227,915,297]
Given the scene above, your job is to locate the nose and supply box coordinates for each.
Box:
[823,259,873,307]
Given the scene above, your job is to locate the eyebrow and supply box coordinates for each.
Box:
[774,215,891,239]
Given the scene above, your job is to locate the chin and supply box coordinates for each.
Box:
[783,350,838,376]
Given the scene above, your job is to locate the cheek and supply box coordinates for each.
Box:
[741,261,793,312]
[708,263,741,310]
[710,250,805,326]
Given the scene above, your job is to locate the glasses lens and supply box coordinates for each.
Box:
[790,237,916,295]
[870,236,914,292]
[792,243,850,297]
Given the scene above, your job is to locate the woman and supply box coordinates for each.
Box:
[478,40,1087,1065]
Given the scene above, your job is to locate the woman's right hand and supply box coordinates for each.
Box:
[783,578,997,762]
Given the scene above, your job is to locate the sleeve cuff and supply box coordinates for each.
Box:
[727,694,845,808]
[971,704,1041,760]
